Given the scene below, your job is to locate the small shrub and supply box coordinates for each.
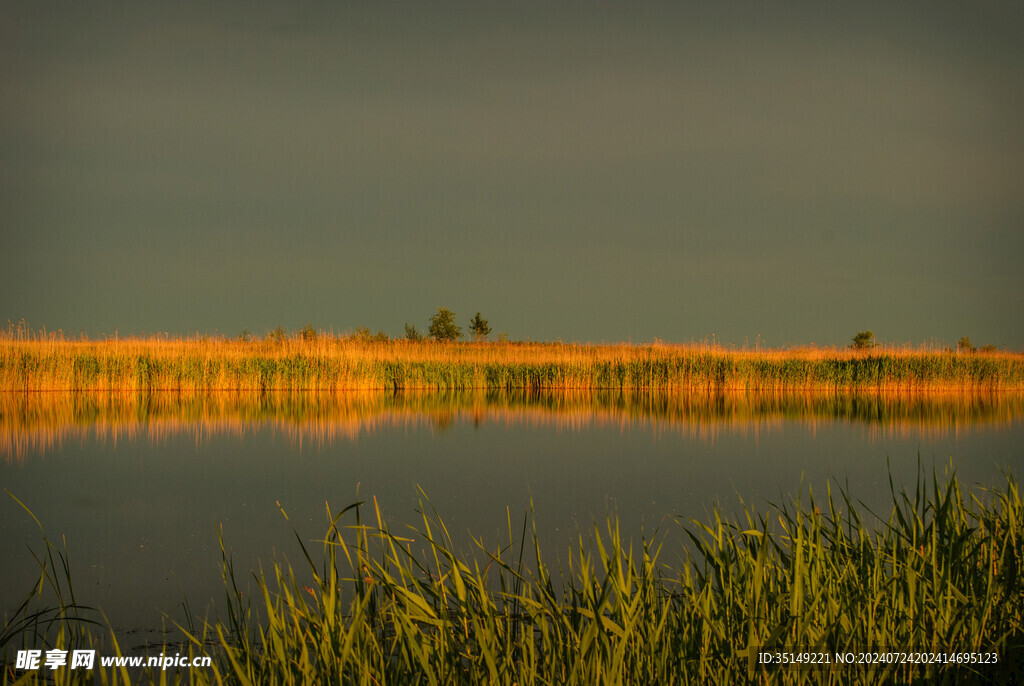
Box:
[851,330,875,349]
[404,323,423,341]
[300,323,317,343]
[267,326,287,344]
[957,336,974,353]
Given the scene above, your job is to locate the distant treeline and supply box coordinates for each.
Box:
[2,336,1023,392]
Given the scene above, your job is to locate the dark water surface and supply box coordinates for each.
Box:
[2,390,1023,646]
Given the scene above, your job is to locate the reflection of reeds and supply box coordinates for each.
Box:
[2,336,1023,392]
[3,389,1022,461]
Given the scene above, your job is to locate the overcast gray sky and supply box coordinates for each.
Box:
[3,1,1022,346]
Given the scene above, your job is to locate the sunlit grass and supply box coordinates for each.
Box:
[2,327,1022,392]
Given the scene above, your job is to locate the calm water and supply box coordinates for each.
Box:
[2,390,1023,646]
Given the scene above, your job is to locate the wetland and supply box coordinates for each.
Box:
[2,340,1023,682]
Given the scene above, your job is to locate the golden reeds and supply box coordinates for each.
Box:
[2,333,1022,392]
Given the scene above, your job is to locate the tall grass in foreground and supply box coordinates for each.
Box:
[2,334,1023,391]
[5,470,1024,684]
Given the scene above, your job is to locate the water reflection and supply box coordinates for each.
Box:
[3,387,1022,643]
[4,389,1023,460]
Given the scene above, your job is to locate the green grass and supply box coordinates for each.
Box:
[4,469,1023,684]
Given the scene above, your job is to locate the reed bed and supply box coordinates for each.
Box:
[2,334,1023,392]
[4,470,1023,684]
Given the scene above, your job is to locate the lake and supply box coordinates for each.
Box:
[2,389,1023,648]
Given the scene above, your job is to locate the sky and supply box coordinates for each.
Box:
[2,1,1022,347]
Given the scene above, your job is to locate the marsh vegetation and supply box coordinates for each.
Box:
[4,324,1022,683]
[2,331,1022,393]
[3,470,1022,684]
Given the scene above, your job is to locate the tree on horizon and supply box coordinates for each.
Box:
[428,308,462,341]
[851,330,875,349]
[468,312,491,341]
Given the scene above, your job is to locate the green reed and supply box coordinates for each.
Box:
[5,469,1023,684]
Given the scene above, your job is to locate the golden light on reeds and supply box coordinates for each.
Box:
[2,332,1023,393]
